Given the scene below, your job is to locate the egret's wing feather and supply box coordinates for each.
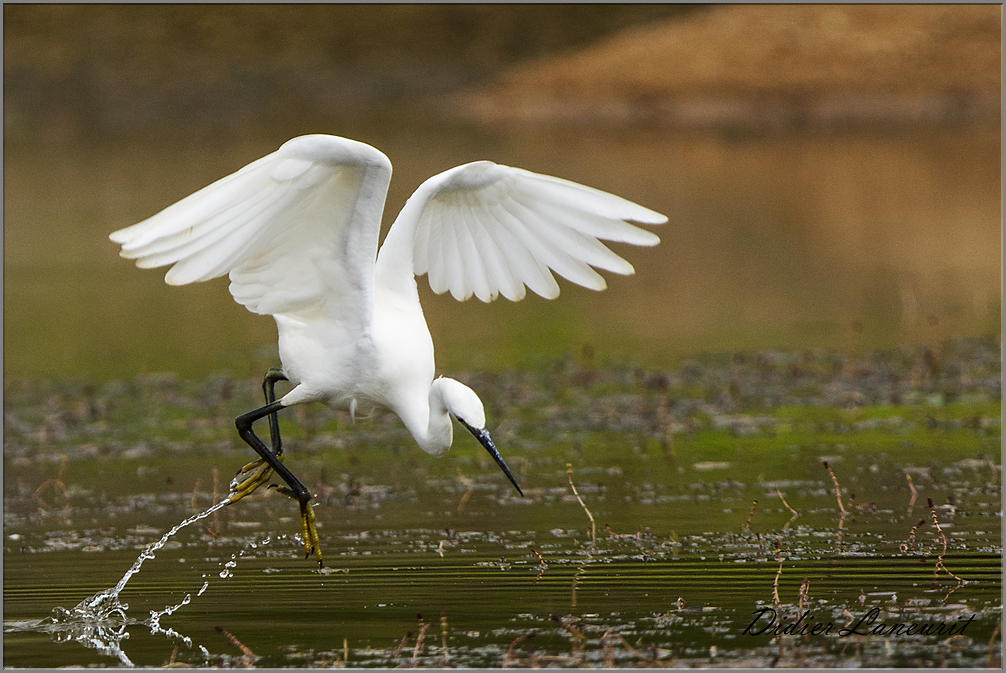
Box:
[491,194,607,291]
[468,200,525,301]
[453,198,493,302]
[109,153,278,248]
[503,190,636,275]
[109,135,392,320]
[130,179,298,281]
[378,161,666,303]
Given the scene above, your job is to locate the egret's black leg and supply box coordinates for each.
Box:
[228,400,293,502]
[227,369,322,566]
[233,401,308,499]
[228,368,288,496]
[262,368,288,455]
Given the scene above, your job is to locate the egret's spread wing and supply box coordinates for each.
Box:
[381,161,666,302]
[110,135,392,319]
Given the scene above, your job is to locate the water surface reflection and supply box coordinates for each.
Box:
[4,123,999,379]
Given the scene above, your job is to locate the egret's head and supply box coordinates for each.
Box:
[434,377,523,497]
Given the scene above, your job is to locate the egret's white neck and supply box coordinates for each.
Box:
[402,379,454,458]
[398,377,488,458]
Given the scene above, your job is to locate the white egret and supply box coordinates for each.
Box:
[110,134,666,565]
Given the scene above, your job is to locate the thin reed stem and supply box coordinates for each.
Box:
[823,461,846,513]
[566,464,596,545]
[776,488,799,528]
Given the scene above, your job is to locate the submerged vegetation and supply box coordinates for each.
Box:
[3,338,1002,667]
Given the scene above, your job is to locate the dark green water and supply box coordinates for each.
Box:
[4,347,1001,667]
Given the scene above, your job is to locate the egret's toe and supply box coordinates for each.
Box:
[300,501,323,567]
[227,456,281,503]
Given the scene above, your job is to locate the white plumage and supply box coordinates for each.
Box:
[110,134,666,562]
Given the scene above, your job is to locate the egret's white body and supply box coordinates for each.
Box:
[110,134,666,561]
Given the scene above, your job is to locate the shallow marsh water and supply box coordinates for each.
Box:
[4,341,1001,667]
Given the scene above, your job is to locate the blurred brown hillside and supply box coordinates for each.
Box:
[458,5,1002,129]
[2,4,695,141]
[3,5,1000,141]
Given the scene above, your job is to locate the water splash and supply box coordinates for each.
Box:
[71,499,232,621]
[219,557,238,579]
[148,593,193,646]
[39,498,234,667]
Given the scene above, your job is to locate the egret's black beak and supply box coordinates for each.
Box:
[457,418,524,497]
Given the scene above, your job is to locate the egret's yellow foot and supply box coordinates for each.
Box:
[270,484,324,567]
[227,454,282,503]
[300,500,323,566]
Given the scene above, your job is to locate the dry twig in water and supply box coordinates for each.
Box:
[412,621,432,666]
[612,632,669,666]
[552,614,587,653]
[905,472,918,513]
[605,523,643,541]
[798,577,810,611]
[215,625,256,661]
[600,629,617,668]
[566,463,596,545]
[772,541,783,608]
[928,498,964,583]
[823,461,846,514]
[503,632,536,667]
[902,519,926,553]
[571,558,590,608]
[928,498,948,552]
[34,453,71,510]
[775,487,799,528]
[744,499,758,533]
[440,611,449,666]
[167,642,180,667]
[393,630,412,658]
[530,547,547,585]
